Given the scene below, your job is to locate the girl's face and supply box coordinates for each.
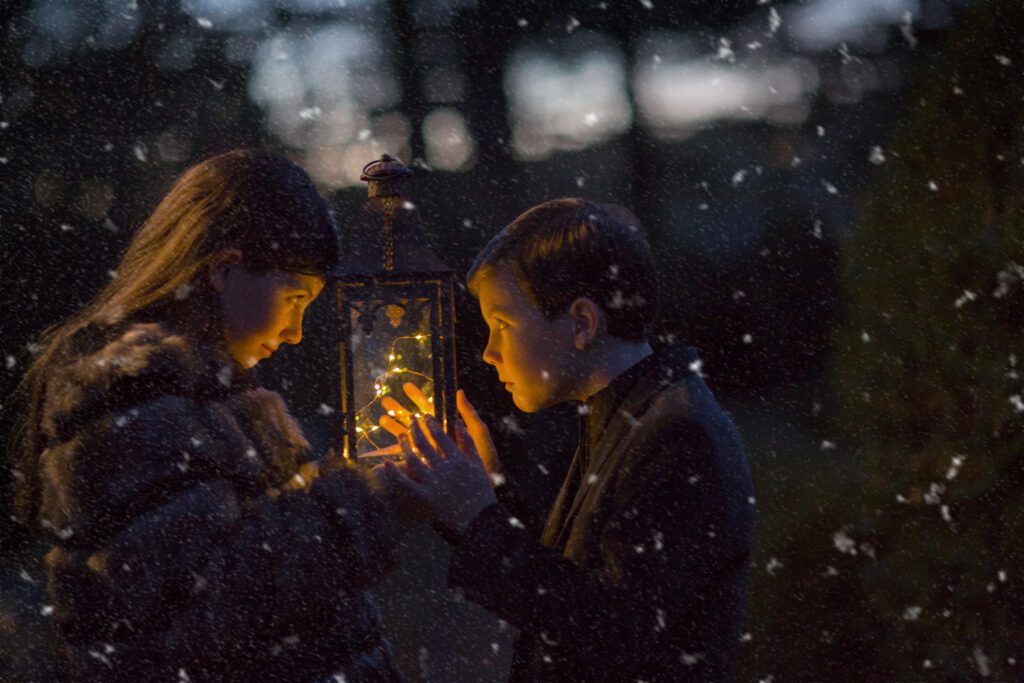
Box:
[215,262,324,368]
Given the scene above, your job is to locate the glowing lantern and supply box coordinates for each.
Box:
[330,155,457,461]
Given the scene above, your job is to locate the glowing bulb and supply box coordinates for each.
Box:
[371,425,381,432]
[415,335,424,340]
[356,426,364,433]
[389,354,396,361]
[387,410,396,416]
[428,397,434,403]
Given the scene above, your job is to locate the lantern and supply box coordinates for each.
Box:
[330,155,457,462]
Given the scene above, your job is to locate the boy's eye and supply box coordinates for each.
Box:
[494,319,509,331]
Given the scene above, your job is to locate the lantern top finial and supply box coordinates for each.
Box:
[360,155,413,199]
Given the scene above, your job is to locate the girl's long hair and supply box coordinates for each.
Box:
[9,149,338,526]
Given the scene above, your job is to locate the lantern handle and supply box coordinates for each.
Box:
[361,154,414,182]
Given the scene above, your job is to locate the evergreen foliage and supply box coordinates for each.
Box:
[834,0,1024,675]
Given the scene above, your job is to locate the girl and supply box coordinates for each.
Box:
[10,149,403,682]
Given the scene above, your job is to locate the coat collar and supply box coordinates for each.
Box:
[44,320,253,443]
[541,345,700,550]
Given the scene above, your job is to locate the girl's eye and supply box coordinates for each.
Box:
[495,319,509,331]
[288,295,305,304]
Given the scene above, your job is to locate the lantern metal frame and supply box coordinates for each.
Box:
[330,155,458,461]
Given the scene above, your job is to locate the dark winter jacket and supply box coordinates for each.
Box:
[447,345,755,682]
[36,320,403,682]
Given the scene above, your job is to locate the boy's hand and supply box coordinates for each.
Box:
[455,390,503,480]
[381,415,497,535]
[378,385,504,480]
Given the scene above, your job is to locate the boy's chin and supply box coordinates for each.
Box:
[511,392,554,414]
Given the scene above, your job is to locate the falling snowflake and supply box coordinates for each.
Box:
[900,12,917,48]
[714,37,735,63]
[953,290,977,308]
[945,454,965,480]
[833,529,857,555]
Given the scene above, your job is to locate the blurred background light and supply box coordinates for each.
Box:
[505,32,632,161]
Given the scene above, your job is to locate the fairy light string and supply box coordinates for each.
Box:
[353,333,434,452]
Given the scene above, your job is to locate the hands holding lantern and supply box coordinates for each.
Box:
[369,383,505,535]
[366,382,503,478]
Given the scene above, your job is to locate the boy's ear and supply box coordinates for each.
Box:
[568,297,603,350]
[208,249,244,293]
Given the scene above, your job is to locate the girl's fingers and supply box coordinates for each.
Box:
[409,421,442,467]
[379,414,406,438]
[403,383,435,417]
[381,397,412,427]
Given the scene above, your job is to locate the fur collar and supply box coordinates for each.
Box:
[42,321,252,444]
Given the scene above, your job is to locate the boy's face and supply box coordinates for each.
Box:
[476,264,580,413]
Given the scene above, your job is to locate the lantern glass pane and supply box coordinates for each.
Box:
[348,294,435,457]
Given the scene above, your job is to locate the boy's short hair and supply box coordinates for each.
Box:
[467,198,658,342]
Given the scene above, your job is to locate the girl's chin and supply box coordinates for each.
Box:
[237,353,261,369]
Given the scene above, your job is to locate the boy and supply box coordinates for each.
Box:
[382,198,755,682]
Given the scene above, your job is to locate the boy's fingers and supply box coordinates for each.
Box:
[400,439,431,481]
[409,421,442,467]
[454,418,473,453]
[456,390,483,428]
[382,459,424,495]
[423,415,462,460]
[455,420,484,468]
[402,383,435,416]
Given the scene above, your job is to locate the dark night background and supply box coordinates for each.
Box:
[2,0,1023,679]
